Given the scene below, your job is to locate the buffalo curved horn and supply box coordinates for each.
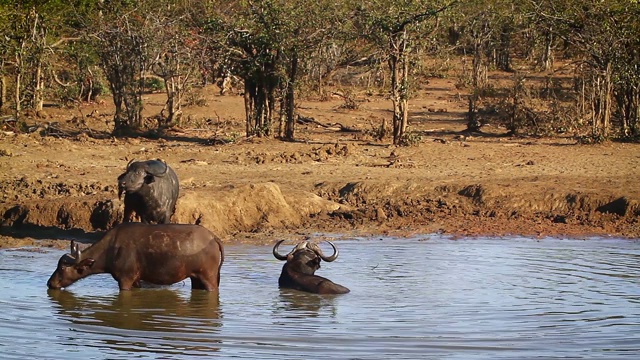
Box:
[146,158,169,177]
[273,240,289,261]
[273,240,309,261]
[313,241,339,262]
[126,158,137,170]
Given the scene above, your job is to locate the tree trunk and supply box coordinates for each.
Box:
[173,75,183,126]
[259,85,270,132]
[14,48,23,121]
[601,61,613,137]
[389,31,409,145]
[123,90,143,130]
[541,29,553,71]
[495,25,512,72]
[466,32,487,132]
[164,77,175,124]
[29,10,46,112]
[472,36,486,88]
[34,60,44,111]
[254,86,266,133]
[591,62,613,139]
[86,72,94,102]
[390,53,400,144]
[399,45,409,138]
[467,92,480,131]
[284,51,298,141]
[0,74,5,111]
[244,79,255,136]
[112,90,125,132]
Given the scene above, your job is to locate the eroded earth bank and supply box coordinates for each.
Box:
[1,88,639,249]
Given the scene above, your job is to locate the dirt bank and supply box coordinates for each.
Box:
[1,81,639,249]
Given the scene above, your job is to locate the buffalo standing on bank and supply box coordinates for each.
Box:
[47,223,224,291]
[117,159,179,224]
[273,240,350,294]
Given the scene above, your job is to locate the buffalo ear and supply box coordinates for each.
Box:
[144,174,155,184]
[76,258,95,270]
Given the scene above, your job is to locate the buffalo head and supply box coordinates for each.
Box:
[117,158,170,197]
[47,241,95,290]
[273,240,349,294]
[273,240,338,273]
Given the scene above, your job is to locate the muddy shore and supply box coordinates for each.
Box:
[2,86,639,249]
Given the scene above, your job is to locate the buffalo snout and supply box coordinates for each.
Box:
[47,254,95,290]
[47,269,67,290]
[118,170,146,193]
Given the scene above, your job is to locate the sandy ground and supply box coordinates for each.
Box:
[1,76,639,249]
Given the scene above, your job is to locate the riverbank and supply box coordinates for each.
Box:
[1,83,639,249]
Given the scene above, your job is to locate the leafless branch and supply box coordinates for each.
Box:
[395,0,459,33]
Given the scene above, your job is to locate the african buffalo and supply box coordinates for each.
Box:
[273,239,350,294]
[47,223,224,291]
[117,159,179,224]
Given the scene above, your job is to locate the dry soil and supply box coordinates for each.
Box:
[1,77,639,249]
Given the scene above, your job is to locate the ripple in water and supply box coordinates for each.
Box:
[1,236,639,359]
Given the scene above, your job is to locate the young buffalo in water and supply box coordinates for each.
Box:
[273,240,349,294]
[47,223,224,291]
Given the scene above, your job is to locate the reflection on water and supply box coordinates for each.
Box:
[274,289,339,319]
[1,236,640,359]
[47,289,222,357]
[48,288,221,331]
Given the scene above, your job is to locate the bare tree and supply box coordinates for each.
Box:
[91,8,151,134]
[149,17,197,127]
[535,0,640,139]
[208,0,340,140]
[356,1,457,145]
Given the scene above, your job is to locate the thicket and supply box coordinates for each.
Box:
[0,0,638,144]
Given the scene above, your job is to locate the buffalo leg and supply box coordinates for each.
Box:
[117,278,140,291]
[190,276,218,291]
[190,277,206,290]
[159,211,171,224]
[122,207,134,223]
[118,281,134,291]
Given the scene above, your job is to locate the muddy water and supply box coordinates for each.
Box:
[1,236,639,359]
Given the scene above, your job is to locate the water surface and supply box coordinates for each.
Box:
[1,236,639,359]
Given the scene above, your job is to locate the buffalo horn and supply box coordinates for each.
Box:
[146,158,169,177]
[273,240,289,260]
[70,241,81,261]
[126,158,137,170]
[273,240,309,261]
[313,241,339,262]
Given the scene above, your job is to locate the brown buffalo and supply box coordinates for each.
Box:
[273,240,350,294]
[47,223,224,291]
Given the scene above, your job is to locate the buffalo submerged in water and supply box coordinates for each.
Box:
[273,239,350,294]
[47,223,224,291]
[117,159,179,224]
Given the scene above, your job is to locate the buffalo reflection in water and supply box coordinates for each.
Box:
[48,289,222,355]
[274,289,339,319]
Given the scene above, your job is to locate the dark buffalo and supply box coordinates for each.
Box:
[117,159,179,224]
[47,223,224,291]
[273,240,350,294]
